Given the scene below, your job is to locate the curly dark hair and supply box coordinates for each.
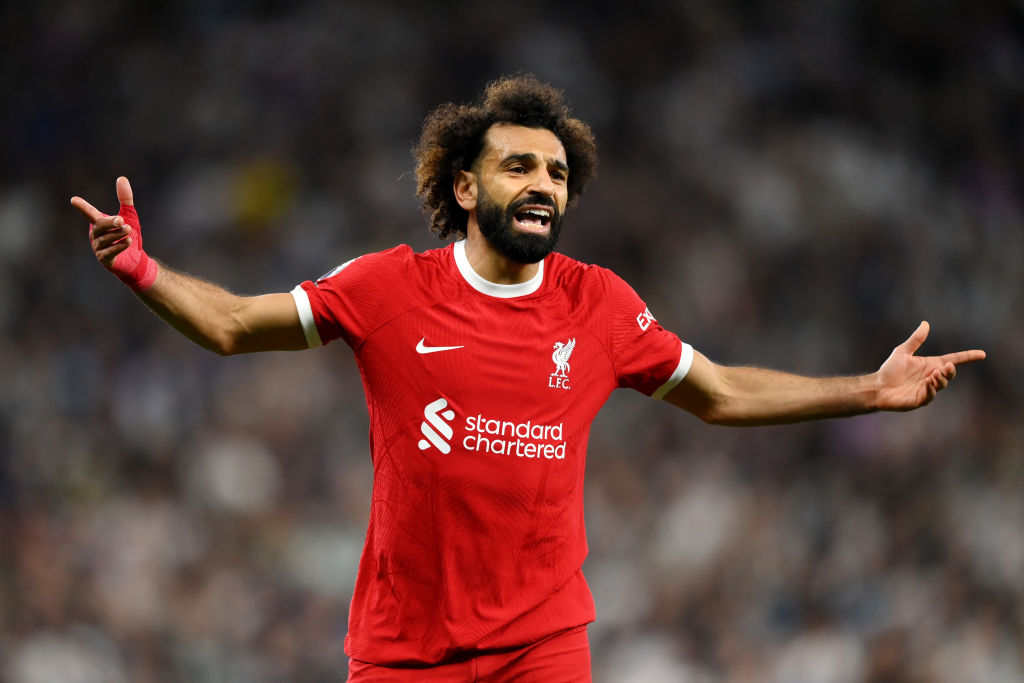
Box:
[414,74,598,240]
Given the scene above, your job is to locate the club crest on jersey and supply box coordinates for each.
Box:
[549,338,575,390]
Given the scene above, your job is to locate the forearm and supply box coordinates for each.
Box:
[666,352,881,426]
[133,261,307,355]
[705,365,879,426]
[132,261,253,354]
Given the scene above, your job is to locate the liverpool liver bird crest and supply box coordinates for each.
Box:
[552,338,576,378]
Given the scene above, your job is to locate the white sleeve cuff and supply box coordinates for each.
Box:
[290,285,323,348]
[652,342,694,400]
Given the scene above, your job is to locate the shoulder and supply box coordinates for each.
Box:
[316,243,451,285]
[410,242,454,271]
[545,253,653,329]
[544,252,624,296]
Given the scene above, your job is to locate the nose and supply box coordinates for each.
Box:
[528,168,556,197]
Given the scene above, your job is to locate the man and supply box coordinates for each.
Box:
[72,75,985,682]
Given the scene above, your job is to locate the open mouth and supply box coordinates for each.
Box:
[512,206,553,234]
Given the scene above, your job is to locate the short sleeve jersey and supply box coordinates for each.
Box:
[291,240,693,666]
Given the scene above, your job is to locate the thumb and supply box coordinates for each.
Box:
[116,176,134,207]
[899,320,930,355]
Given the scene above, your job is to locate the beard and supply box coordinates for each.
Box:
[475,185,563,264]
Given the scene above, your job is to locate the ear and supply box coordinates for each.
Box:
[453,170,477,211]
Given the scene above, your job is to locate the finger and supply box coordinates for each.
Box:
[95,239,131,264]
[70,196,104,224]
[899,321,930,355]
[89,215,126,238]
[941,349,987,366]
[116,176,134,207]
[92,225,130,249]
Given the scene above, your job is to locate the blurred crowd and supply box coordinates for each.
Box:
[2,0,1022,681]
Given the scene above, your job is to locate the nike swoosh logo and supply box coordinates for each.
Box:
[416,338,465,354]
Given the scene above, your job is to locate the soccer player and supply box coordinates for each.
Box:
[72,75,985,682]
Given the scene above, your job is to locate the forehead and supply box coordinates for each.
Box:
[479,123,567,166]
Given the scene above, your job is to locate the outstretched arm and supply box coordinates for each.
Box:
[664,322,985,426]
[71,177,307,355]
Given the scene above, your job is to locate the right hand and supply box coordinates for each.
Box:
[71,176,159,291]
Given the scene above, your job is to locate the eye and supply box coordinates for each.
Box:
[550,169,567,182]
[509,165,527,175]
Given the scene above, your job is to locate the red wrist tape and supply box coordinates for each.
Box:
[108,204,159,291]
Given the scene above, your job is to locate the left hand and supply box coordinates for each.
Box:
[876,321,986,411]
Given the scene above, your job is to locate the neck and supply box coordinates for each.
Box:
[463,225,541,284]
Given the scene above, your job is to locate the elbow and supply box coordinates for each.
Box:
[167,322,242,356]
[670,392,731,426]
[211,307,258,355]
[197,335,236,356]
[210,341,237,356]
[214,333,250,356]
[664,353,738,426]
[202,327,246,356]
[686,390,744,426]
[694,404,729,426]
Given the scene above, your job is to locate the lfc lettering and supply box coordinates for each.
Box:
[548,375,570,390]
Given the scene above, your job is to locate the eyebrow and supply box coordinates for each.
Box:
[501,152,569,174]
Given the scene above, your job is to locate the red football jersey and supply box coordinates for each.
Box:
[291,240,692,665]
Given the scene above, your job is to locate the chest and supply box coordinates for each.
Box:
[362,298,613,401]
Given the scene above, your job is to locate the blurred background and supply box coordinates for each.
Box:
[1,0,1022,681]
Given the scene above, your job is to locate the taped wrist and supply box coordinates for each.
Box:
[116,249,159,291]
[111,204,159,291]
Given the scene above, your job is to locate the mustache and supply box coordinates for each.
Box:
[508,193,558,214]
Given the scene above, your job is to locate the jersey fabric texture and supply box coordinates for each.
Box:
[291,240,693,666]
[347,624,591,681]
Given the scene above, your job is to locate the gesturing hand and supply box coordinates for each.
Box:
[71,176,159,291]
[876,321,986,411]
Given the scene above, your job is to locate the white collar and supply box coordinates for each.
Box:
[453,240,544,298]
